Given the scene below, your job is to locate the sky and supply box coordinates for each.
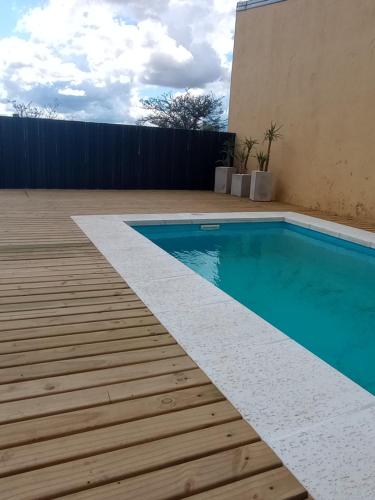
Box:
[0,0,238,124]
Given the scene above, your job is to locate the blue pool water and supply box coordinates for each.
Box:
[135,222,375,395]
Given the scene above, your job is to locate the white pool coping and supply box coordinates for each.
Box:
[73,211,375,500]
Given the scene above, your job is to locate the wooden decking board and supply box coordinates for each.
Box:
[0,257,109,268]
[64,442,281,500]
[0,288,134,305]
[0,344,184,384]
[0,299,146,322]
[0,355,195,403]
[0,401,241,477]
[0,384,223,448]
[0,421,258,499]
[0,369,210,425]
[0,316,161,342]
[0,306,152,332]
[0,191,341,499]
[188,467,308,499]
[0,334,176,366]
[0,264,113,278]
[0,278,126,293]
[0,334,176,370]
[0,346,185,388]
[0,249,95,256]
[0,272,121,285]
[0,252,99,261]
[0,293,140,313]
[0,324,168,353]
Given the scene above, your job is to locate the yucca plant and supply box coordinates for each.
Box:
[264,122,282,171]
[256,151,269,172]
[216,139,235,168]
[235,137,258,174]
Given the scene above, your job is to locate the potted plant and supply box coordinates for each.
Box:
[214,139,235,194]
[250,122,282,202]
[231,137,258,197]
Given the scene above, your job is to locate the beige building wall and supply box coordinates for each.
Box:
[229,0,375,219]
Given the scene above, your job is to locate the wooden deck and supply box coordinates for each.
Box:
[2,189,373,499]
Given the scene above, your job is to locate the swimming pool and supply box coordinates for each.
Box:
[135,221,375,395]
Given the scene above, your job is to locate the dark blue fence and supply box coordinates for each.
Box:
[0,116,235,189]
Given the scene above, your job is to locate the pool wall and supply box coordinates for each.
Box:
[73,211,375,500]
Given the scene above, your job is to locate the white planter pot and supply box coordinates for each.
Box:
[231,173,251,197]
[249,170,273,201]
[214,167,234,194]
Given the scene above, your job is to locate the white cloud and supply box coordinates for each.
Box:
[0,0,237,123]
[58,88,86,96]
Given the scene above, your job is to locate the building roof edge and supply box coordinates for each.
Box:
[237,0,287,11]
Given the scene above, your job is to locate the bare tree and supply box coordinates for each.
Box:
[42,101,60,119]
[137,90,225,131]
[10,99,59,119]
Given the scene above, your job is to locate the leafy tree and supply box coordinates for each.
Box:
[10,99,59,119]
[137,90,225,131]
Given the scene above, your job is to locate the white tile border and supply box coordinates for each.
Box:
[73,211,375,500]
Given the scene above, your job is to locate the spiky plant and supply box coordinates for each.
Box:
[216,139,235,168]
[236,137,258,174]
[264,122,282,171]
[242,137,258,173]
[256,151,269,172]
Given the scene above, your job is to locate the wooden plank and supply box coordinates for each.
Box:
[0,401,240,476]
[187,467,307,500]
[0,257,108,269]
[0,279,126,293]
[0,299,145,321]
[0,294,142,313]
[64,443,281,500]
[0,356,195,402]
[0,272,121,285]
[0,368,208,424]
[0,288,133,305]
[0,255,99,262]
[0,344,185,384]
[0,264,113,277]
[0,315,160,341]
[0,334,175,366]
[0,239,86,245]
[0,242,93,249]
[0,250,98,260]
[0,421,258,500]
[0,324,168,353]
[0,384,223,448]
[0,306,151,332]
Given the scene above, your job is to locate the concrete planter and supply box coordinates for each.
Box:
[214,167,234,194]
[231,173,251,197]
[249,170,273,201]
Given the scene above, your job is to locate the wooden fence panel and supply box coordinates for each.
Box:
[0,116,235,190]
